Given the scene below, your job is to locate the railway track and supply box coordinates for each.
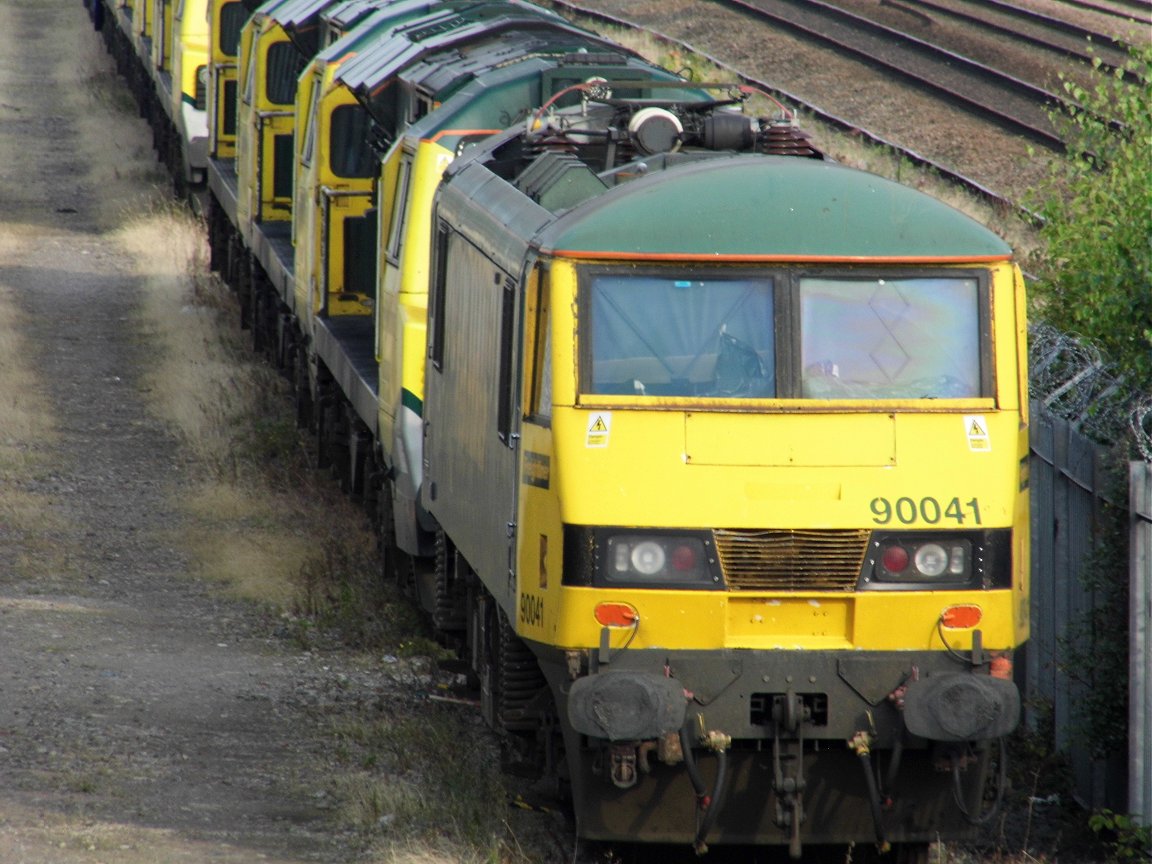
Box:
[874,0,1140,82]
[1061,0,1152,21]
[955,0,1147,44]
[723,0,1068,151]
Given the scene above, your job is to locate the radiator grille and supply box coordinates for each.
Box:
[713,528,870,591]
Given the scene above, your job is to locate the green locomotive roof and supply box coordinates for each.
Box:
[538,155,1012,262]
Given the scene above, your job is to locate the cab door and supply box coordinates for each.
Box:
[151,0,173,71]
[209,0,246,158]
[256,33,299,222]
[512,262,562,644]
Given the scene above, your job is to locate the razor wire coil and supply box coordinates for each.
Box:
[1029,322,1152,461]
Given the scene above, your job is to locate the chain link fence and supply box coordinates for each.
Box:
[1029,322,1152,461]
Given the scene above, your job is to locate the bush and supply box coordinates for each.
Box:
[1031,44,1152,393]
[1089,809,1152,862]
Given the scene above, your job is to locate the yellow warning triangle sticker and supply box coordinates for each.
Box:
[969,419,986,437]
[590,416,608,433]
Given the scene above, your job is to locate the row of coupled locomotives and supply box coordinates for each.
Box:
[86,0,1033,857]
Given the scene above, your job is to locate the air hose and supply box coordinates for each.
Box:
[693,748,728,855]
[849,731,889,854]
[679,726,731,856]
[953,736,1009,825]
[680,725,707,798]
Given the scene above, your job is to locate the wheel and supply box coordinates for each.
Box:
[432,530,466,635]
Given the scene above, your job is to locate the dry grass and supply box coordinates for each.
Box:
[116,204,247,462]
[107,171,521,861]
[329,709,530,864]
[58,23,169,223]
[85,81,523,855]
[110,204,343,612]
[46,0,373,624]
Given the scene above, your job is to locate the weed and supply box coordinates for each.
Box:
[331,709,514,857]
[1089,810,1152,863]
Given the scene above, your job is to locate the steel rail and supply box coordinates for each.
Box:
[1056,0,1152,21]
[886,0,1139,82]
[962,0,1145,41]
[726,0,1066,150]
[544,0,1042,224]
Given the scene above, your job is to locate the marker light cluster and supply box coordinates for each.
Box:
[195,65,209,111]
[872,538,972,584]
[602,534,718,587]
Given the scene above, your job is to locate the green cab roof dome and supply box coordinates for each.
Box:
[539,155,1013,263]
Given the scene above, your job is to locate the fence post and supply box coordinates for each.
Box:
[1130,461,1152,823]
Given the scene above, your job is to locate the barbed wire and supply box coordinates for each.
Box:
[1131,399,1152,462]
[1028,322,1152,460]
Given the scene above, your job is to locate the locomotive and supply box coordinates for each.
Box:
[90,0,1030,858]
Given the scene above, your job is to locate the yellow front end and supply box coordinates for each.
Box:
[508,253,1030,847]
[514,258,1030,660]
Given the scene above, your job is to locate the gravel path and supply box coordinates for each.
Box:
[0,3,402,861]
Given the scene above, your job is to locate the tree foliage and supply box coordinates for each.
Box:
[1032,43,1152,393]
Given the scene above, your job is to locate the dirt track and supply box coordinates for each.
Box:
[0,3,399,861]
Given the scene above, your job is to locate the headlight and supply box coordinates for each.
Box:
[626,541,665,575]
[914,543,949,577]
[600,532,721,588]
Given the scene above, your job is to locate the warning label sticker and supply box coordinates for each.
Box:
[586,412,611,448]
[964,415,991,452]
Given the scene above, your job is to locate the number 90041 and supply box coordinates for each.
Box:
[869,496,982,525]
